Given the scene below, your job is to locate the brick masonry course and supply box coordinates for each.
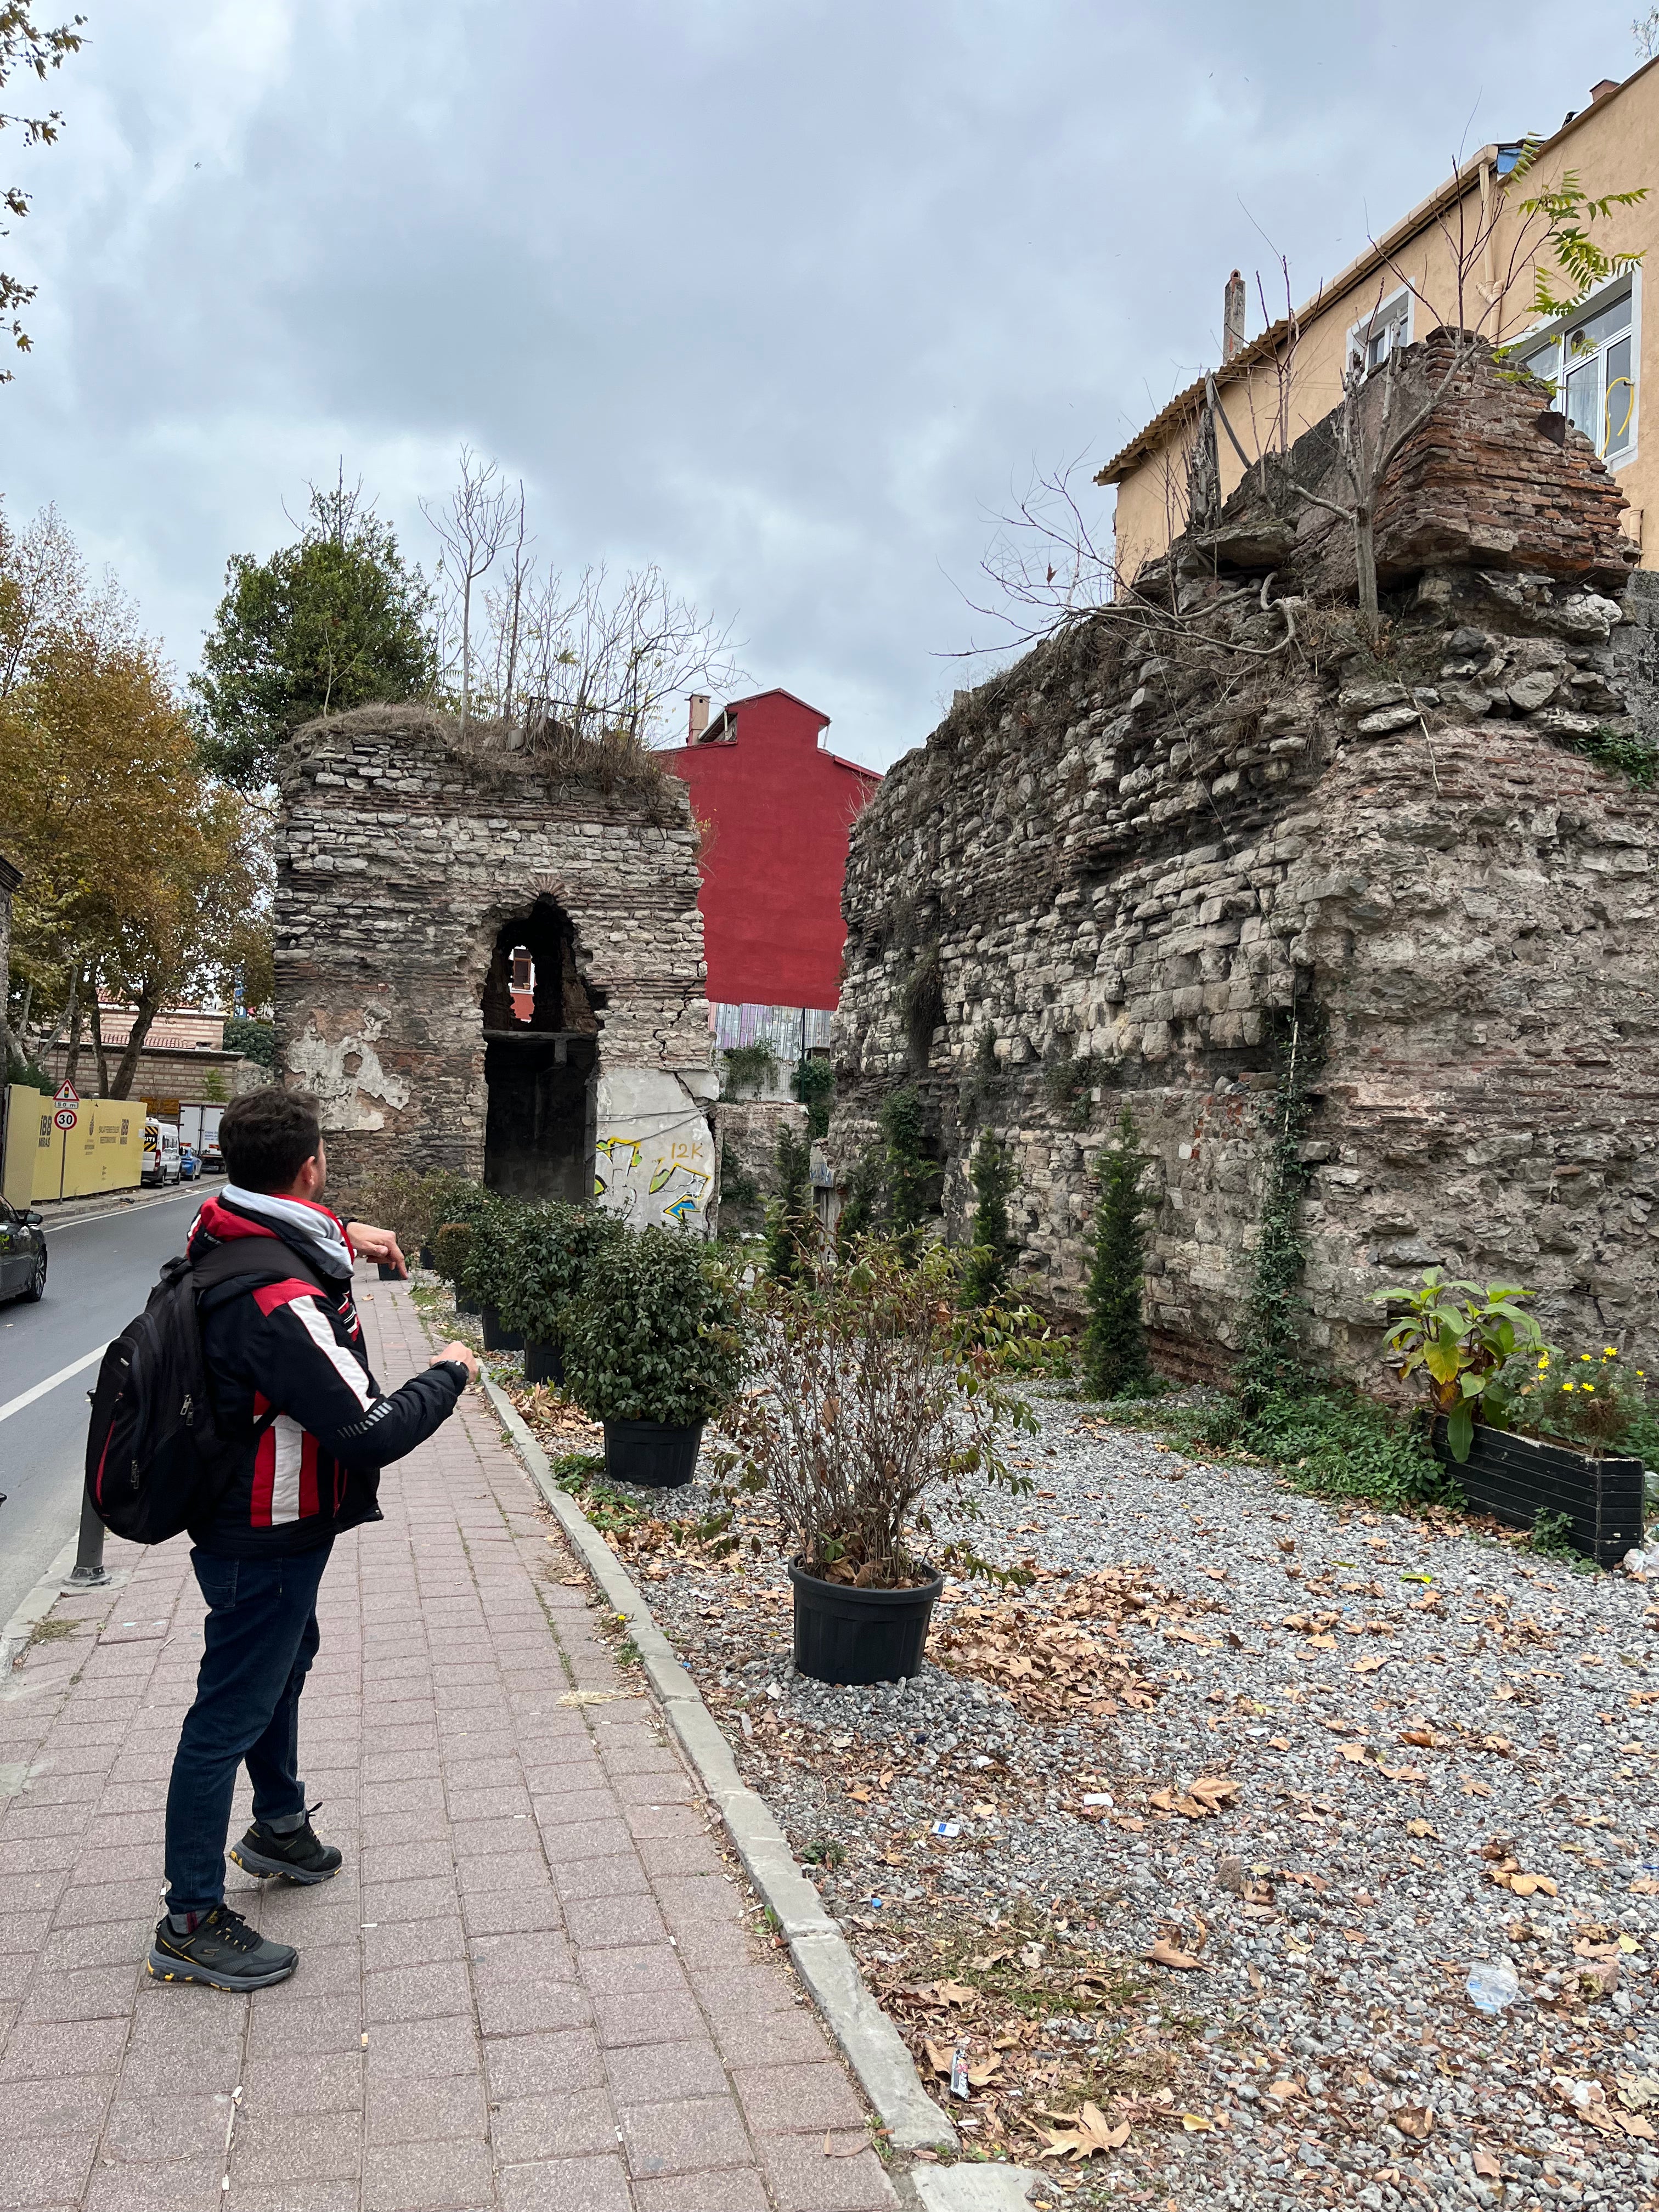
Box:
[829,340,1659,1378]
[274,707,718,1224]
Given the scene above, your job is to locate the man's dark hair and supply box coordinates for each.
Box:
[220,1089,323,1194]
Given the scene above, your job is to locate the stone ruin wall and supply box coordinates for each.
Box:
[275,706,718,1227]
[829,340,1659,1380]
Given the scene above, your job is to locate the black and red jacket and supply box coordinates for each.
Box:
[185,1193,467,1558]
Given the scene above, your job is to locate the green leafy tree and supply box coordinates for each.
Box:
[1082,1105,1156,1400]
[191,477,437,788]
[960,1133,1018,1309]
[764,1120,815,1283]
[881,1085,940,1256]
[1,5,84,381]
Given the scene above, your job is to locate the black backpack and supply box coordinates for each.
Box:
[84,1242,315,1545]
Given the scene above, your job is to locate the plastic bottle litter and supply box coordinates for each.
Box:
[1466,1959,1521,2015]
[1623,1549,1650,1578]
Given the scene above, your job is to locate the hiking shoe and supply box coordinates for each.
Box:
[148,1906,298,1990]
[229,1813,343,1886]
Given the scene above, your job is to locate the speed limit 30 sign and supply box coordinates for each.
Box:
[54,1106,78,1130]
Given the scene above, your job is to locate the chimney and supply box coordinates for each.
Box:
[1223,269,1246,362]
[1589,78,1621,102]
[687,693,710,743]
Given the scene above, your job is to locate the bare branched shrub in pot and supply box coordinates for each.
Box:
[714,1241,1037,1683]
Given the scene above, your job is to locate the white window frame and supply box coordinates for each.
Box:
[1346,285,1413,377]
[1509,269,1640,468]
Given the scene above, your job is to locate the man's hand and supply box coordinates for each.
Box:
[347,1220,407,1277]
[432,1340,480,1383]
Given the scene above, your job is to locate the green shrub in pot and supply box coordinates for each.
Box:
[563,1228,743,1428]
[459,1194,524,1316]
[432,1221,475,1293]
[496,1202,623,1351]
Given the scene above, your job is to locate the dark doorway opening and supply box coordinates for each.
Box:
[482,900,605,1203]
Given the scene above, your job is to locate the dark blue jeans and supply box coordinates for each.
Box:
[164,1543,334,1916]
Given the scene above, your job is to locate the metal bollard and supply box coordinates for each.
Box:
[67,1491,110,1588]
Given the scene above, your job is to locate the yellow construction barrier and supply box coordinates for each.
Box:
[2,1085,47,1208]
[22,1094,146,1202]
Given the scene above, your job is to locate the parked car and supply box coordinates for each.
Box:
[0,1198,46,1304]
[200,1139,224,1175]
[141,1119,182,1186]
[179,1146,200,1182]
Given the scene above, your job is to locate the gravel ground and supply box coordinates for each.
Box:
[455,1291,1659,2210]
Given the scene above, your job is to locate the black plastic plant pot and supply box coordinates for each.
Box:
[602,1419,703,1489]
[788,1561,945,1686]
[1431,1417,1646,1567]
[376,1262,400,1282]
[419,1244,435,1269]
[454,1290,481,1316]
[480,1306,525,1352]
[524,1339,565,1388]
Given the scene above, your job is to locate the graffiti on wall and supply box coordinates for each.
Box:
[594,1128,712,1227]
[592,1070,715,1232]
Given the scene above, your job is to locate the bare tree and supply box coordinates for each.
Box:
[420,447,515,730]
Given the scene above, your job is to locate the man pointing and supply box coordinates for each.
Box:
[149,1088,478,1992]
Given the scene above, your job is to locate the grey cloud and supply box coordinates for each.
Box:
[0,0,1635,766]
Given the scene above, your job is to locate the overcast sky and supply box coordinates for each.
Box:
[0,0,1645,770]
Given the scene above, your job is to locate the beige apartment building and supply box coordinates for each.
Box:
[1102,62,1659,580]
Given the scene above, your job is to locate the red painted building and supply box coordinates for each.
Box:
[661,689,882,1018]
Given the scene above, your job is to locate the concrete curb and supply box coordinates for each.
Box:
[479,1368,960,2157]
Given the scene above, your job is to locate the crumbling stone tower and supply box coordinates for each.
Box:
[275,706,718,1231]
[831,337,1659,1376]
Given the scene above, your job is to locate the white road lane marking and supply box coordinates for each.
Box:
[44,1188,203,1232]
[0,1344,108,1427]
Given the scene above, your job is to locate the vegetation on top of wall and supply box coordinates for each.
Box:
[720,1042,778,1098]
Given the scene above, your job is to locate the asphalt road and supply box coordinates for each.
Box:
[0,1186,206,1630]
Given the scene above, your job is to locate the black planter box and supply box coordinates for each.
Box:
[602,1419,703,1488]
[789,1561,945,1686]
[481,1306,524,1353]
[524,1340,565,1388]
[1431,1417,1647,1567]
[376,1262,401,1281]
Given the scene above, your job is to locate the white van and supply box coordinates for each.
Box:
[142,1119,182,1186]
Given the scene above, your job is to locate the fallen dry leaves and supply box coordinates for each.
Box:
[1147,1937,1204,1971]
[1035,2102,1131,2160]
[932,1567,1181,1720]
[1148,1775,1239,1820]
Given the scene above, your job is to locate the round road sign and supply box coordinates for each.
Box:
[54,1107,77,1130]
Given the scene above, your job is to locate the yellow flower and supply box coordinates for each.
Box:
[1581,1353,1594,1363]
[1604,1347,1618,1360]
[1538,1355,1550,1370]
[1562,1383,1576,1393]
[1584,1384,1596,1394]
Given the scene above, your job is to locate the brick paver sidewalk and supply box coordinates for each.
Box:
[0,1274,896,2212]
